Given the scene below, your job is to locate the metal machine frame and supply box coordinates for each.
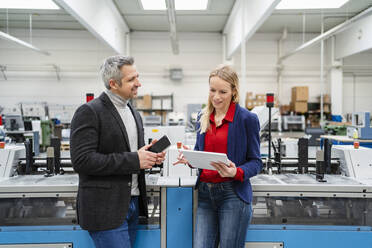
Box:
[2,141,372,247]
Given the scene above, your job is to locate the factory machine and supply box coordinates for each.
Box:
[347,111,372,140]
[0,126,192,248]
[1,121,372,248]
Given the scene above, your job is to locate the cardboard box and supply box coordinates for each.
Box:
[280,104,291,115]
[317,94,330,104]
[256,94,266,101]
[256,100,265,106]
[246,92,254,100]
[291,101,308,113]
[323,94,330,104]
[291,86,309,102]
[245,99,254,109]
[142,95,152,109]
[135,99,144,109]
[323,103,330,113]
[141,111,151,116]
[311,120,320,127]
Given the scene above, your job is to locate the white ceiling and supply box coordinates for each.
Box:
[0,0,371,33]
[260,0,372,33]
[0,9,83,30]
[114,0,235,32]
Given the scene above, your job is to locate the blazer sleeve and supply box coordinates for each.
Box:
[239,113,262,180]
[70,104,140,176]
[193,112,202,151]
[194,132,201,151]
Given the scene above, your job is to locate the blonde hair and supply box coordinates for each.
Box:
[199,65,240,134]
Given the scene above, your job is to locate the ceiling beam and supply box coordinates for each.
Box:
[279,6,372,62]
[0,30,50,56]
[335,13,372,59]
[55,0,129,54]
[223,0,280,59]
[165,0,179,55]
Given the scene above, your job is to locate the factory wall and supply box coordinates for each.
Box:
[0,29,111,114]
[343,52,372,115]
[235,32,327,105]
[0,29,371,116]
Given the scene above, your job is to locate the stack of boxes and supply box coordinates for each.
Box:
[279,104,291,115]
[245,92,275,110]
[256,94,266,106]
[245,92,254,109]
[318,94,331,113]
[135,95,152,110]
[290,86,308,113]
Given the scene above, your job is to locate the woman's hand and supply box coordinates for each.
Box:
[210,159,237,178]
[173,145,191,166]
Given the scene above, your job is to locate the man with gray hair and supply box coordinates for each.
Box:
[70,55,165,248]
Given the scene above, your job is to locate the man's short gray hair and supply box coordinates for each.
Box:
[100,55,134,90]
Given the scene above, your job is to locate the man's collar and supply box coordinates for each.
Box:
[104,89,129,108]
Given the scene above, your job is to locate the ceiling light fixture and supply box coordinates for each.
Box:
[0,0,59,10]
[276,0,349,10]
[140,0,166,10]
[0,31,50,56]
[165,0,179,54]
[175,0,208,10]
[140,0,209,10]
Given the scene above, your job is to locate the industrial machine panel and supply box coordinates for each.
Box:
[348,149,372,179]
[0,148,11,178]
[245,242,283,248]
[0,244,72,248]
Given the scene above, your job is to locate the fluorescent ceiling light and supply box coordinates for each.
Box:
[141,0,166,10]
[276,0,349,9]
[0,0,59,10]
[0,30,50,56]
[140,0,209,10]
[175,0,208,10]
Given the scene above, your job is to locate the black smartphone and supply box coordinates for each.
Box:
[148,135,171,153]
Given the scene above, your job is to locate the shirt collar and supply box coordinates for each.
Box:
[209,102,236,123]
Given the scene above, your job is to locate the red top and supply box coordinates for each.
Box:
[199,102,244,183]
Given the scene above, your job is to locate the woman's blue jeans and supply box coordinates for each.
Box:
[194,181,252,248]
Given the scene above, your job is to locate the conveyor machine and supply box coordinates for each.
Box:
[2,142,372,248]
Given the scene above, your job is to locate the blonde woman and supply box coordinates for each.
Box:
[174,65,262,248]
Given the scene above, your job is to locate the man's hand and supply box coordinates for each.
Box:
[155,151,166,165]
[149,139,166,165]
[137,143,158,169]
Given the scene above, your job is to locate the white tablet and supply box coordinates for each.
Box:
[182,150,228,170]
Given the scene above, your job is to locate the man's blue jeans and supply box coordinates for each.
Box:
[194,181,252,248]
[89,196,139,248]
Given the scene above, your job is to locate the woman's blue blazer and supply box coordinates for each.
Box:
[194,103,262,203]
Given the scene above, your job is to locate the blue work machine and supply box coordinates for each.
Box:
[1,144,372,248]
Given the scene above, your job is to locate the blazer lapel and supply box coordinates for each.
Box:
[227,104,239,159]
[99,93,131,150]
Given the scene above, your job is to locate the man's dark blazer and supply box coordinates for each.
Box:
[70,92,148,231]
